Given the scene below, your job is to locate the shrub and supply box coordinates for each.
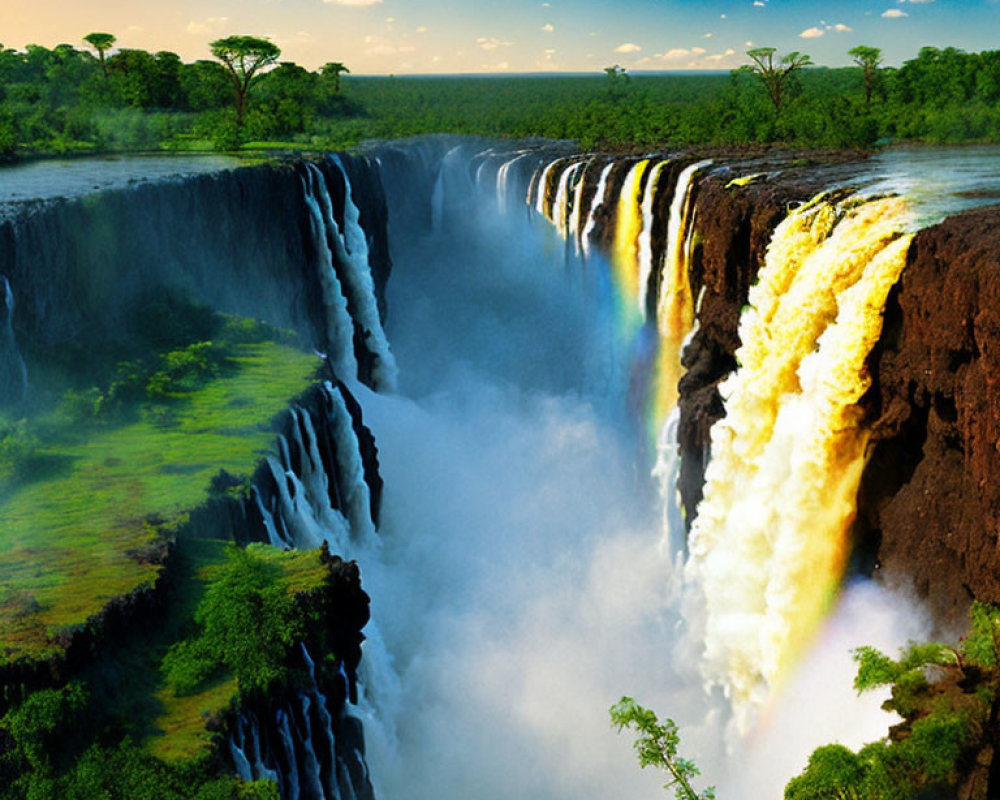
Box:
[163,545,303,696]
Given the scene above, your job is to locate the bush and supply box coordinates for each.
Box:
[162,545,303,696]
[0,419,39,483]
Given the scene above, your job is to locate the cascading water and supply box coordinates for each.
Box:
[302,165,360,382]
[686,193,914,729]
[0,274,28,405]
[580,161,615,258]
[611,159,651,332]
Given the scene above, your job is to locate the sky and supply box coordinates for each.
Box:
[1,0,998,75]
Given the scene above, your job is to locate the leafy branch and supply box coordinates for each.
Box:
[610,696,715,800]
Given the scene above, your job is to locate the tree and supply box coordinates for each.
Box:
[82,32,115,75]
[848,45,883,106]
[209,35,280,126]
[610,697,714,800]
[744,47,813,116]
[321,61,350,92]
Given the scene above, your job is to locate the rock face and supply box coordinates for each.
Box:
[858,205,1000,626]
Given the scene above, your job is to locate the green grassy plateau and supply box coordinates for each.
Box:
[0,341,321,666]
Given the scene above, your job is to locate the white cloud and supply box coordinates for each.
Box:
[324,0,383,5]
[386,16,396,23]
[614,42,642,54]
[544,48,556,59]
[658,48,692,59]
[721,13,727,18]
[363,34,416,56]
[476,37,513,51]
[693,46,707,55]
[416,26,428,33]
[753,0,766,5]
[703,32,714,38]
[541,1,551,5]
[724,48,735,55]
[799,26,825,38]
[186,17,228,35]
[541,23,554,32]
[882,8,908,16]
[833,23,853,32]
[907,0,935,3]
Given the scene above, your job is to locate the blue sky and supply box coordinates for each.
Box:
[2,0,998,74]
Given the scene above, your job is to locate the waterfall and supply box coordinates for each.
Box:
[230,724,255,783]
[637,160,671,318]
[277,709,302,800]
[0,275,28,405]
[551,160,584,238]
[255,386,374,556]
[297,694,327,799]
[685,193,913,729]
[650,159,713,432]
[302,168,359,382]
[611,159,651,320]
[580,161,615,258]
[321,382,376,545]
[568,158,593,255]
[533,157,562,217]
[496,152,529,211]
[328,156,399,392]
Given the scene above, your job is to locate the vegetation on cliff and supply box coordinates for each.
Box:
[0,541,342,799]
[786,603,1000,800]
[0,303,319,666]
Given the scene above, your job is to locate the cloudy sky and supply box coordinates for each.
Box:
[1,0,996,75]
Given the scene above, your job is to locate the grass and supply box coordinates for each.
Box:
[0,341,322,665]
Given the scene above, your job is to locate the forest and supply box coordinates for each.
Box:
[1,36,1000,157]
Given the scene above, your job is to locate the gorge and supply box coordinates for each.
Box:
[1,139,999,799]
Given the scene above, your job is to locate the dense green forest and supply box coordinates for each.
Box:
[2,36,1000,157]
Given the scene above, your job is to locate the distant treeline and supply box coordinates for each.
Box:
[1,40,999,156]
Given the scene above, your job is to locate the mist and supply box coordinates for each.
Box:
[344,155,929,800]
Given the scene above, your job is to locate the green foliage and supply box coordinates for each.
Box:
[162,545,304,695]
[146,341,227,398]
[610,696,714,800]
[786,604,1000,800]
[964,601,1000,668]
[785,745,866,800]
[2,734,279,800]
[0,682,89,774]
[852,641,955,692]
[0,419,39,483]
[3,38,1000,154]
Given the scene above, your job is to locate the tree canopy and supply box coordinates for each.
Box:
[848,45,883,105]
[744,47,814,116]
[209,35,280,124]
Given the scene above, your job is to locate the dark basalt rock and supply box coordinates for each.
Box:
[858,204,1000,627]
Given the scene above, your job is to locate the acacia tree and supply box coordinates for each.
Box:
[745,46,813,117]
[82,32,115,75]
[848,45,883,106]
[321,61,350,92]
[209,35,281,125]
